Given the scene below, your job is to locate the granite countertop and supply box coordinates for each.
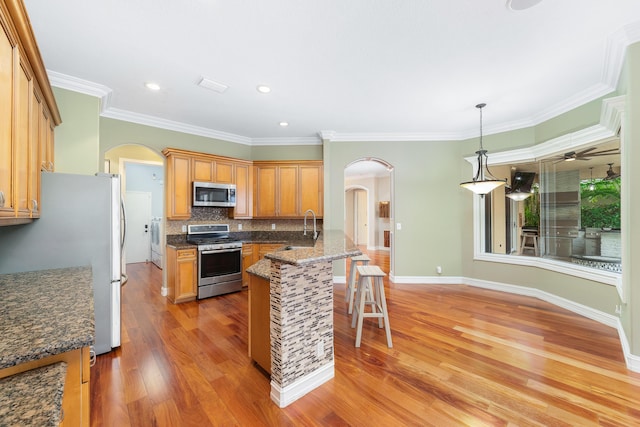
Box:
[246,230,360,279]
[166,230,319,249]
[0,362,66,426]
[263,230,361,266]
[0,266,95,369]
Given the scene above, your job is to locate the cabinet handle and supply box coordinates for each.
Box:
[0,191,4,207]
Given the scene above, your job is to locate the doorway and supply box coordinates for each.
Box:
[344,158,394,277]
[125,191,152,263]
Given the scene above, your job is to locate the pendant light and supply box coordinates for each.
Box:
[460,103,507,195]
[588,167,595,191]
[506,171,532,201]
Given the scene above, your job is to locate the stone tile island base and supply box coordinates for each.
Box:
[269,259,335,407]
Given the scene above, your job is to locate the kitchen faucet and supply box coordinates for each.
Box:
[303,209,318,240]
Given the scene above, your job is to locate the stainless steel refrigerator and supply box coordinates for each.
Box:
[0,172,125,355]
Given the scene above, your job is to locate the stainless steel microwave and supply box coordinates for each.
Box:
[193,182,236,207]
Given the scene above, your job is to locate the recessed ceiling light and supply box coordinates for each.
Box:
[279,121,289,127]
[506,0,543,11]
[257,85,271,94]
[145,82,161,91]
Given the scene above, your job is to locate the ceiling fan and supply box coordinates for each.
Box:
[551,146,620,163]
[604,163,621,180]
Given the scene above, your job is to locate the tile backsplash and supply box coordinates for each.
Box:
[165,207,322,235]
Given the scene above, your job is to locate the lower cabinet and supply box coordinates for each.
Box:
[166,246,197,303]
[241,243,254,288]
[0,347,90,426]
[248,273,271,374]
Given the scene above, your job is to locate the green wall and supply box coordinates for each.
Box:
[53,88,100,174]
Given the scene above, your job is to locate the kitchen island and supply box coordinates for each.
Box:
[0,267,95,426]
[246,230,360,407]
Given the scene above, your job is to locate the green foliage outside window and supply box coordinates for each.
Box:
[580,177,621,229]
[523,184,539,227]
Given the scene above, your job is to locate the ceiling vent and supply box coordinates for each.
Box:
[198,77,228,93]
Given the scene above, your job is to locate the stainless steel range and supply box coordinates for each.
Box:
[187,224,242,299]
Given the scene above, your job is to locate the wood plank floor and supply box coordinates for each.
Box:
[91,250,640,426]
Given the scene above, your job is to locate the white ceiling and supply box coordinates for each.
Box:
[23,0,640,145]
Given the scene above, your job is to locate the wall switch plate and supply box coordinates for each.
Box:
[272,224,276,230]
[316,340,324,357]
[436,266,442,274]
[396,223,402,230]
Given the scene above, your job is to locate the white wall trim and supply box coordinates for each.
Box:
[270,361,334,408]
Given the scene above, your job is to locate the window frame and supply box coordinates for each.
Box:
[467,96,625,301]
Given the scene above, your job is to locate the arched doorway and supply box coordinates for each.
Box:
[344,158,394,276]
[104,144,165,270]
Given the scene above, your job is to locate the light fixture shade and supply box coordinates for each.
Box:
[506,191,531,201]
[460,179,506,195]
[460,103,507,195]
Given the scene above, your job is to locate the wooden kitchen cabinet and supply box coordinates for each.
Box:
[231,161,253,219]
[248,273,271,374]
[253,161,323,218]
[164,151,192,220]
[0,347,91,427]
[241,243,255,288]
[166,246,197,303]
[163,148,254,220]
[0,0,60,224]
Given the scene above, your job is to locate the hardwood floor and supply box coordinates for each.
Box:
[91,252,640,426]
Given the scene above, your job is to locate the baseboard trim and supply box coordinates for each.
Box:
[332,270,639,372]
[270,361,335,407]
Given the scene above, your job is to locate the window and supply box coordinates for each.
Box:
[468,96,625,298]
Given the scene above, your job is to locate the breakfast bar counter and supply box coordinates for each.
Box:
[246,230,360,407]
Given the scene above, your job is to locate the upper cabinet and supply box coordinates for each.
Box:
[253,160,323,218]
[0,0,61,225]
[162,148,254,220]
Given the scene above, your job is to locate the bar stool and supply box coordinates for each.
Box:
[520,232,539,256]
[351,265,392,348]
[346,254,371,314]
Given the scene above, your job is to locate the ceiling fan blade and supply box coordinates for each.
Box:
[575,147,597,156]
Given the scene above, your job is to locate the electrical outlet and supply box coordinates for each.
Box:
[396,223,402,230]
[436,266,442,274]
[615,305,622,315]
[316,340,324,357]
[181,225,187,232]
[237,223,242,230]
[272,223,276,230]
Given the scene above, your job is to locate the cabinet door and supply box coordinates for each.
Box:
[165,153,191,219]
[241,243,254,288]
[176,249,197,301]
[232,162,252,219]
[215,160,234,184]
[254,165,277,217]
[14,57,31,218]
[277,165,298,217]
[192,157,214,182]
[299,164,323,217]
[166,246,197,303]
[28,86,41,217]
[0,26,14,217]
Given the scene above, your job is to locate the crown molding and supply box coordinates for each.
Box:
[100,108,252,145]
[251,136,321,146]
[47,22,640,146]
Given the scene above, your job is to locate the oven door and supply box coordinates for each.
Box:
[198,248,242,286]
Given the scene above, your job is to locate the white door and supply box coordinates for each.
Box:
[125,191,152,263]
[355,189,368,246]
